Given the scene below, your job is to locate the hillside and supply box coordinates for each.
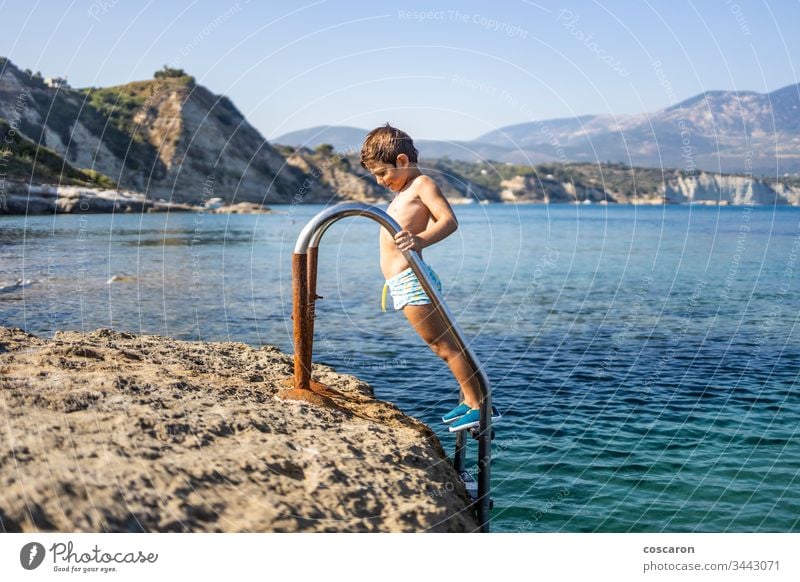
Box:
[0,118,115,189]
[0,59,333,204]
[279,144,385,204]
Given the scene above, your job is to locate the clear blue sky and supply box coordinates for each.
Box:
[2,0,798,141]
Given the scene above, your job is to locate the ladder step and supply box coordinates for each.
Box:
[459,471,478,499]
[470,427,497,441]
[459,471,494,509]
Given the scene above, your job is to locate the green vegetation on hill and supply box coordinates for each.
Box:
[79,76,192,175]
[427,158,538,190]
[433,158,687,199]
[82,83,150,134]
[9,82,164,177]
[153,65,193,82]
[0,118,116,187]
[82,75,195,129]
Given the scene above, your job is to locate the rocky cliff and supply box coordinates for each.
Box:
[282,146,386,204]
[0,59,332,205]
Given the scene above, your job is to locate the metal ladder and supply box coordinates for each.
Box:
[286,202,493,532]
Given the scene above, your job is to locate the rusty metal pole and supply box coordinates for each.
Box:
[292,252,311,391]
[279,249,337,406]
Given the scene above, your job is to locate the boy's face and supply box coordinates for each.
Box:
[366,155,409,193]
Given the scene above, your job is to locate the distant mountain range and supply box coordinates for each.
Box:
[274,126,534,165]
[276,84,800,176]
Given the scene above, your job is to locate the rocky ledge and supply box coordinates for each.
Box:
[0,328,476,532]
[0,184,274,215]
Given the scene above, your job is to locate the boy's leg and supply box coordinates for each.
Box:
[402,304,482,409]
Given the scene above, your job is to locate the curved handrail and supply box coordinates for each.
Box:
[293,202,492,532]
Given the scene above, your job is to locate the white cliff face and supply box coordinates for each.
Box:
[770,181,800,205]
[499,168,800,205]
[499,175,526,202]
[663,173,799,205]
[499,175,581,203]
[133,89,184,172]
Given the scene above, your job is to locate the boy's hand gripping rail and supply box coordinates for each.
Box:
[287,202,493,532]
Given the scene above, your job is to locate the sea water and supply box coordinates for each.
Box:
[2,203,798,532]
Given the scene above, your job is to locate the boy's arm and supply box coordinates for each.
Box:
[394,176,458,251]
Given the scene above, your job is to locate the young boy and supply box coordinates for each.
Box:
[360,124,484,432]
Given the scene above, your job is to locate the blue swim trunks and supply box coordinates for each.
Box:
[382,262,442,311]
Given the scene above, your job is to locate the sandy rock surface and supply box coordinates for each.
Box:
[0,327,477,532]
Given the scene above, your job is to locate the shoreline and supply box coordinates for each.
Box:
[4,181,799,216]
[0,183,274,215]
[0,327,478,532]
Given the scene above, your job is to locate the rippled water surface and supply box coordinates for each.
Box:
[2,203,799,532]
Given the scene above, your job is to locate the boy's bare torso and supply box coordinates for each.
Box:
[380,175,432,279]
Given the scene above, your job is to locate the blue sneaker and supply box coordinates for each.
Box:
[441,403,470,424]
[448,406,502,433]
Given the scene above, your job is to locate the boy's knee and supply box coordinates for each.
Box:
[430,339,457,361]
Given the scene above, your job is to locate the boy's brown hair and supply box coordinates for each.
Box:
[360,123,418,169]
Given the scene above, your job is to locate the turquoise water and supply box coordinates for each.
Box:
[2,203,799,532]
